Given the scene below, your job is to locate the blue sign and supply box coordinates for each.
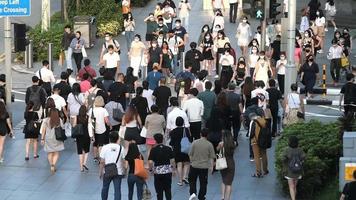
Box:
[0,0,31,17]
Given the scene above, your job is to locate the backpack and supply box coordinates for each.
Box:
[104,40,121,54]
[29,87,43,111]
[255,120,272,149]
[288,152,303,174]
[174,73,186,92]
[87,89,97,108]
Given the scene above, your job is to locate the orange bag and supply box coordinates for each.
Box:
[134,156,149,180]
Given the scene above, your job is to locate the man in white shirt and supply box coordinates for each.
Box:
[102,45,120,80]
[50,85,68,119]
[182,88,204,140]
[229,0,238,23]
[99,131,125,200]
[328,39,343,84]
[166,97,190,132]
[163,4,176,30]
[211,0,225,13]
[100,32,120,60]
[251,80,269,109]
[36,60,55,96]
[167,30,184,75]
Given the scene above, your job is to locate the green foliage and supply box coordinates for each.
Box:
[275,120,341,198]
[131,0,151,7]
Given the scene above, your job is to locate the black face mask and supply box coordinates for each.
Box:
[308,59,314,62]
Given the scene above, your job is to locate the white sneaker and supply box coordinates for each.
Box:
[324,28,328,32]
[189,193,197,200]
[334,27,338,31]
[0,158,4,163]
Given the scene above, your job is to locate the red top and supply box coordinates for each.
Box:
[80,80,91,93]
[78,66,97,81]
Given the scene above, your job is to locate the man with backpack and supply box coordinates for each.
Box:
[249,109,271,178]
[174,65,195,97]
[25,76,48,118]
[100,32,121,61]
[167,30,184,75]
[185,42,203,75]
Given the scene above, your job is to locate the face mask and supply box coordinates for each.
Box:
[205,36,210,40]
[260,56,265,59]
[296,36,300,40]
[225,52,229,55]
[218,35,222,38]
[203,28,208,32]
[175,23,181,27]
[134,38,139,42]
[152,44,157,47]
[304,33,308,37]
[159,35,163,39]
[316,12,320,15]
[280,56,285,60]
[243,20,247,23]
[252,42,257,46]
[109,51,114,54]
[252,49,257,53]
[105,36,110,41]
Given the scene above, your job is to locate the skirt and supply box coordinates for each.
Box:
[76,135,91,154]
[94,132,109,147]
[220,157,235,185]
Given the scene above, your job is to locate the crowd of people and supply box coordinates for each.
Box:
[0,0,355,200]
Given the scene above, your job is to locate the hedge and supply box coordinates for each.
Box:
[275,120,341,199]
[131,0,151,7]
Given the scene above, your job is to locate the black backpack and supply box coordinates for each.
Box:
[29,87,43,111]
[288,152,303,174]
[255,120,272,149]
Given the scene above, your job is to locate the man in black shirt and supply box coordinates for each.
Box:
[226,83,243,143]
[148,134,175,200]
[340,73,356,116]
[54,72,72,101]
[270,35,281,72]
[25,76,47,112]
[185,42,203,75]
[147,40,162,72]
[153,77,172,117]
[340,170,356,200]
[108,73,129,110]
[266,79,282,137]
[172,19,188,62]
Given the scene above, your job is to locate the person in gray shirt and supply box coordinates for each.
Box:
[197,81,216,128]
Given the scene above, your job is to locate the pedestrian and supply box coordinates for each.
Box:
[50,85,68,121]
[142,81,154,110]
[129,34,146,77]
[154,3,164,18]
[124,67,138,96]
[70,31,85,72]
[341,28,352,57]
[182,88,204,140]
[40,108,64,173]
[166,97,190,132]
[300,55,319,98]
[162,3,176,30]
[155,17,169,37]
[248,46,260,77]
[54,71,72,101]
[78,59,97,81]
[229,0,238,23]
[211,0,225,14]
[198,25,211,46]
[242,76,254,109]
[217,130,236,200]
[249,110,268,178]
[169,116,191,186]
[188,128,216,200]
[236,16,252,57]
[269,35,282,71]
[276,53,287,95]
[225,83,243,143]
[253,51,272,87]
[99,131,125,200]
[266,79,282,137]
[212,9,225,32]
[178,0,191,31]
[282,136,305,200]
[159,41,173,77]
[215,30,230,76]
[80,74,92,93]
[145,104,165,157]
[23,102,40,161]
[61,25,75,69]
[148,134,175,200]
[102,71,115,92]
[67,83,85,123]
[232,57,248,85]
[122,0,131,19]
[300,8,310,33]
[302,30,315,56]
[197,81,216,127]
[146,63,163,91]
[153,77,172,117]
[43,97,55,119]
[324,0,337,32]
[175,65,195,97]
[283,84,305,126]
[315,10,326,54]
[201,33,214,75]
[339,73,356,116]
[144,13,158,45]
[100,32,121,63]
[185,42,204,75]
[124,12,135,51]
[122,105,143,147]
[100,45,121,79]
[25,76,48,119]
[340,170,356,200]
[108,73,129,110]
[308,0,321,22]
[36,60,55,96]
[125,142,145,200]
[219,49,234,89]
[104,97,125,132]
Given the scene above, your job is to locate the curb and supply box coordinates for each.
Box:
[11,64,36,75]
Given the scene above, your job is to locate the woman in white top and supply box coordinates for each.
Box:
[315,10,326,53]
[213,10,225,31]
[122,105,142,148]
[236,16,252,57]
[124,12,135,51]
[253,51,272,87]
[324,0,337,31]
[300,8,309,33]
[178,0,191,31]
[248,45,260,76]
[129,34,146,77]
[88,96,110,161]
[142,81,154,111]
[283,83,305,126]
[276,53,287,95]
[67,83,85,124]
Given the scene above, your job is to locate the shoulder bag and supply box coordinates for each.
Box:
[216,147,228,170]
[180,127,191,154]
[55,126,67,141]
[290,94,305,119]
[113,103,124,122]
[104,146,122,179]
[71,123,84,138]
[134,155,149,180]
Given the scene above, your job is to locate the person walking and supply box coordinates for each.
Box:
[282,136,305,200]
[125,142,145,200]
[153,77,172,117]
[61,25,75,69]
[339,73,356,116]
[197,81,216,128]
[217,130,236,200]
[327,39,343,86]
[129,34,146,77]
[226,83,243,143]
[36,60,56,96]
[23,102,40,161]
[266,79,282,137]
[122,105,143,147]
[25,76,48,119]
[124,12,135,51]
[101,45,121,79]
[166,97,190,133]
[70,31,85,72]
[108,73,129,110]
[284,84,305,126]
[340,170,356,200]
[182,88,204,140]
[253,51,272,87]
[99,131,125,200]
[144,105,165,159]
[67,83,85,124]
[78,59,97,81]
[40,108,64,173]
[130,87,149,125]
[324,0,337,31]
[148,134,176,200]
[300,55,319,98]
[236,16,252,57]
[229,0,238,23]
[188,128,216,200]
[178,0,191,31]
[276,53,287,95]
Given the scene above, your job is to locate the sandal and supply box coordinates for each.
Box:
[263,170,269,176]
[177,182,183,186]
[34,155,39,159]
[251,173,263,178]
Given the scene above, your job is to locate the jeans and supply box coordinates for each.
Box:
[101,175,124,200]
[65,48,73,69]
[125,31,134,51]
[190,121,202,141]
[172,54,179,75]
[189,167,208,200]
[72,52,83,72]
[181,16,189,32]
[229,3,238,22]
[154,173,172,200]
[330,58,341,82]
[127,174,144,200]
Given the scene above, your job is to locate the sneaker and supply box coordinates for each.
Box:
[334,27,338,31]
[249,157,254,162]
[0,158,4,163]
[214,75,219,79]
[324,28,328,32]
[189,193,197,200]
[183,178,189,184]
[317,49,324,54]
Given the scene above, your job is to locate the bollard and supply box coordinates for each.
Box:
[48,43,53,71]
[26,40,33,68]
[322,64,326,98]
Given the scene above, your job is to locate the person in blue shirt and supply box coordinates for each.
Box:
[146,63,163,91]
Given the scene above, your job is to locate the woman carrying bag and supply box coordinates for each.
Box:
[283,84,305,126]
[122,105,143,148]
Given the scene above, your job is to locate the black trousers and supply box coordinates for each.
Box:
[189,167,208,200]
[106,68,117,80]
[277,74,285,95]
[72,52,83,72]
[154,173,172,200]
[330,58,341,82]
[270,107,279,136]
[190,121,202,141]
[229,3,238,22]
[230,110,241,142]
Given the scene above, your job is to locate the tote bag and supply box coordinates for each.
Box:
[180,128,191,154]
[216,147,228,170]
[134,156,149,180]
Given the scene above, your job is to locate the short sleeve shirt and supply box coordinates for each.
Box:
[50,94,67,111]
[88,107,109,134]
[341,82,356,104]
[108,82,128,106]
[103,52,120,69]
[148,144,174,166]
[172,27,187,40]
[100,143,125,175]
[153,86,171,110]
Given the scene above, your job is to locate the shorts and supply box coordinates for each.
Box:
[94,132,109,147]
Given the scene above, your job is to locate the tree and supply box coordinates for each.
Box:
[63,0,69,22]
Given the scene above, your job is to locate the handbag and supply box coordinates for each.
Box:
[113,103,124,122]
[140,126,147,138]
[134,155,149,180]
[216,147,228,170]
[341,55,350,68]
[104,146,122,179]
[289,94,304,119]
[71,124,83,138]
[180,127,191,154]
[142,182,152,200]
[64,122,72,137]
[55,127,67,141]
[81,46,88,58]
[118,125,126,138]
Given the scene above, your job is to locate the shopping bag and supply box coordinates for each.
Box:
[58,50,65,66]
[81,46,88,58]
[134,156,149,180]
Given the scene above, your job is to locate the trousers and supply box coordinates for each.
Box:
[189,167,208,200]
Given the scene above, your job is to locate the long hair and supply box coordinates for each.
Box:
[0,101,7,119]
[71,83,81,96]
[222,130,235,157]
[243,76,254,96]
[184,78,192,94]
[124,105,138,124]
[49,108,60,129]
[217,92,228,109]
[45,97,56,117]
[77,105,88,124]
[126,142,140,160]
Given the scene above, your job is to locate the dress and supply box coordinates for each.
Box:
[202,41,214,60]
[169,127,190,163]
[76,117,90,154]
[301,62,319,93]
[237,23,251,46]
[0,112,9,136]
[42,118,65,153]
[220,155,235,185]
[255,60,270,86]
[24,111,39,139]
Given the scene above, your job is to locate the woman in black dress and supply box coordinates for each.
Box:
[300,55,319,98]
[201,32,214,75]
[0,101,13,163]
[24,102,40,161]
[159,41,173,77]
[74,105,90,172]
[169,116,191,186]
[130,87,149,125]
[124,67,138,95]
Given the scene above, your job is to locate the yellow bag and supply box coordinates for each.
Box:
[58,51,65,66]
[341,55,349,68]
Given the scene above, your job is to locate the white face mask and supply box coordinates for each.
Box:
[280,56,285,60]
[152,44,157,47]
[304,33,309,37]
[105,36,110,41]
[252,49,257,53]
[252,42,257,46]
[175,23,181,27]
[203,28,208,32]
[242,19,247,23]
[260,56,265,59]
[218,35,222,38]
[205,36,210,40]
[134,38,139,42]
[316,12,320,16]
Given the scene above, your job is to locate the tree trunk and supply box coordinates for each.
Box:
[63,0,68,22]
[76,0,80,13]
